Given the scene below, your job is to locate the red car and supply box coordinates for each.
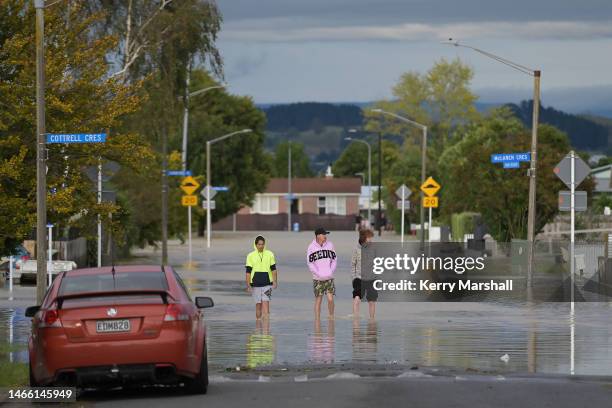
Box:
[26,265,213,393]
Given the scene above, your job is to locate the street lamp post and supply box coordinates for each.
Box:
[288,142,292,232]
[345,132,372,227]
[34,0,47,304]
[180,70,225,265]
[206,129,252,248]
[445,39,541,279]
[371,109,428,247]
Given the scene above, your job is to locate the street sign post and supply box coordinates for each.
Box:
[47,133,108,268]
[420,177,441,242]
[180,176,201,267]
[395,184,411,244]
[554,151,591,310]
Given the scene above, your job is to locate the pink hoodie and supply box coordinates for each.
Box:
[307,239,337,280]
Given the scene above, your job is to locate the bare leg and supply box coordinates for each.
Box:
[261,301,270,319]
[255,303,262,320]
[314,296,323,320]
[368,301,376,319]
[352,296,361,316]
[327,292,334,318]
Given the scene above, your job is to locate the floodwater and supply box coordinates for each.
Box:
[2,232,612,377]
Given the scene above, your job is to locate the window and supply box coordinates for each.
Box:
[59,271,168,296]
[324,196,346,215]
[252,195,279,214]
[318,196,326,215]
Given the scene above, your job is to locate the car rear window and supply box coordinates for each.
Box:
[58,271,168,296]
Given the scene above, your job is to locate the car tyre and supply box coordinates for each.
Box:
[185,345,208,394]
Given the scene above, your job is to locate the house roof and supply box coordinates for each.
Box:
[265,178,361,194]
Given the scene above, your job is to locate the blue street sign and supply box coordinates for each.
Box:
[46,133,107,144]
[212,186,229,192]
[491,153,530,163]
[285,194,296,200]
[503,161,520,169]
[167,170,192,176]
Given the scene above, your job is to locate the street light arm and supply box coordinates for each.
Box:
[443,40,536,76]
[371,109,427,131]
[189,84,226,98]
[208,129,252,145]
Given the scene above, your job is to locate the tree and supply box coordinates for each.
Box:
[364,58,479,157]
[438,108,595,242]
[0,1,152,254]
[273,142,313,177]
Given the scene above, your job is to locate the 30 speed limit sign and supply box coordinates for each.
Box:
[422,196,438,208]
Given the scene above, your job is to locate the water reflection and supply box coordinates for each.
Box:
[352,318,378,363]
[246,319,276,368]
[307,319,335,364]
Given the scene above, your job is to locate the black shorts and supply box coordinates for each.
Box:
[352,278,378,301]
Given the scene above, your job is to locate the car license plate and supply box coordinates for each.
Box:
[96,319,130,333]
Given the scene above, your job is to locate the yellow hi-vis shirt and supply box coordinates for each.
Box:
[245,244,276,286]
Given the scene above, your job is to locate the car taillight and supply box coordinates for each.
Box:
[39,310,62,328]
[164,304,189,321]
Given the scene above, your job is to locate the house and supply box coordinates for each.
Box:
[590,164,612,194]
[214,177,361,231]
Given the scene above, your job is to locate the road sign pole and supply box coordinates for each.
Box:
[401,197,405,245]
[570,150,575,376]
[47,224,53,288]
[206,141,211,249]
[97,157,102,267]
[9,256,14,295]
[188,205,192,266]
[526,71,541,290]
[570,151,575,310]
[428,207,432,243]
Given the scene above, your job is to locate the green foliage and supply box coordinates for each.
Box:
[438,107,594,241]
[451,212,479,241]
[272,142,313,177]
[364,58,479,155]
[0,1,151,254]
[593,194,612,214]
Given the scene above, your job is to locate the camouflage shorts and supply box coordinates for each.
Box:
[313,279,335,297]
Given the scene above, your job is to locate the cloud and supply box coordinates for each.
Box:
[221,20,612,43]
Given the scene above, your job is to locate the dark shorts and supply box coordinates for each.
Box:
[352,278,378,301]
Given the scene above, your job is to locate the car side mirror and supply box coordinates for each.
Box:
[195,297,214,309]
[25,306,40,317]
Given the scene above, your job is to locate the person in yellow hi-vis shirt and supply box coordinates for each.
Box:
[245,236,278,320]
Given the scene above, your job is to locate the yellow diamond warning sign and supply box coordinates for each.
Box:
[420,177,440,197]
[180,176,200,195]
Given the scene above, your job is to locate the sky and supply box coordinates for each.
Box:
[216,0,612,114]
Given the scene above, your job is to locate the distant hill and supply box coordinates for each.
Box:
[263,102,362,132]
[507,101,609,151]
[259,101,611,172]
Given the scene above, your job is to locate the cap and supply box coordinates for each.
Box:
[314,227,330,236]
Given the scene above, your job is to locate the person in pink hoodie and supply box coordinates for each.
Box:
[307,227,337,320]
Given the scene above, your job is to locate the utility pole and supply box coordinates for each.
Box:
[526,71,541,281]
[378,132,382,237]
[35,0,47,304]
[161,126,168,265]
[288,142,292,231]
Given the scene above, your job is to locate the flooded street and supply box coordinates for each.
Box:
[2,231,612,377]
